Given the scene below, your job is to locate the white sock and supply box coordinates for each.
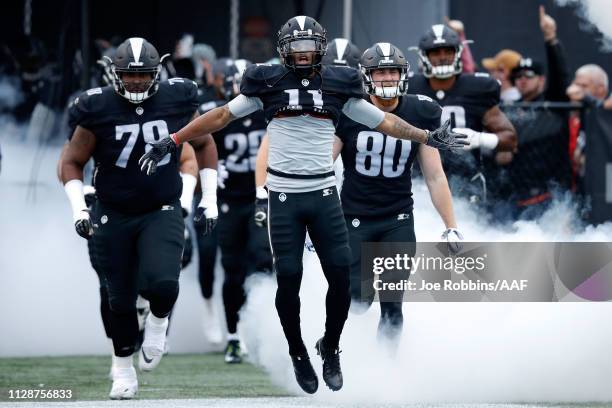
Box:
[149,314,167,326]
[115,355,133,369]
[227,332,239,342]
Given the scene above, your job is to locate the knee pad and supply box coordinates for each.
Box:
[147,280,179,317]
[274,256,303,277]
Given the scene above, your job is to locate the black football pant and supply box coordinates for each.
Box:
[90,200,184,357]
[194,192,218,300]
[217,197,272,334]
[268,186,351,356]
[345,210,415,342]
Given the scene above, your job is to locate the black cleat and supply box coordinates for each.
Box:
[290,354,318,394]
[224,340,243,364]
[315,337,343,391]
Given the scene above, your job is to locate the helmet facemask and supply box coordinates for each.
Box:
[418,44,464,79]
[278,35,327,75]
[112,65,161,104]
[362,66,409,99]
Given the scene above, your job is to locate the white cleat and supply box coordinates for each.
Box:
[109,366,138,400]
[138,314,168,372]
[203,298,223,344]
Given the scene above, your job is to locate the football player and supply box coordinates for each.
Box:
[333,42,462,351]
[408,24,517,203]
[139,16,467,394]
[201,58,272,363]
[58,37,218,400]
[321,38,361,68]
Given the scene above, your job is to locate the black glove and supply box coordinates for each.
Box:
[181,227,194,268]
[194,206,218,236]
[425,119,469,150]
[138,136,177,175]
[254,197,268,228]
[74,210,94,240]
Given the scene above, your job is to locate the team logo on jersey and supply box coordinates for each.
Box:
[435,90,445,100]
[242,118,252,128]
[351,218,360,228]
[101,215,108,224]
[136,106,144,115]
[279,193,287,202]
[301,78,310,87]
[322,188,333,197]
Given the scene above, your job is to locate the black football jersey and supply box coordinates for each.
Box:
[240,64,363,125]
[200,99,267,200]
[337,94,442,216]
[68,78,199,214]
[408,73,501,177]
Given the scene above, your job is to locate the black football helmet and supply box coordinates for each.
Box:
[361,42,409,99]
[416,24,463,79]
[277,15,327,73]
[220,59,252,100]
[321,38,361,68]
[111,37,169,103]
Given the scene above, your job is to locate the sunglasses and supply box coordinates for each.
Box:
[514,70,538,79]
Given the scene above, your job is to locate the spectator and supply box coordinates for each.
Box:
[497,5,572,220]
[566,64,609,107]
[482,49,522,102]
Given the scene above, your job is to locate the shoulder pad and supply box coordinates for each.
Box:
[159,78,199,103]
[406,94,442,123]
[68,86,114,130]
[460,73,501,106]
[321,65,363,98]
[241,64,289,96]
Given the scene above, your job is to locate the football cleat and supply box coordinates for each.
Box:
[109,366,138,400]
[138,314,168,371]
[315,337,343,391]
[290,353,318,394]
[224,339,242,364]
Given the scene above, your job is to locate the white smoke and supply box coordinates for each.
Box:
[0,77,24,111]
[555,0,612,51]
[240,182,612,403]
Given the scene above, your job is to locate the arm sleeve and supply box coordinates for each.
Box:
[227,94,264,118]
[342,98,385,129]
[544,40,570,102]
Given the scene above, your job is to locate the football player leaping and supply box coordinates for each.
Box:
[139,16,467,394]
[333,42,463,351]
[59,38,218,400]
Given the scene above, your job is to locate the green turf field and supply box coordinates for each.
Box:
[0,353,290,401]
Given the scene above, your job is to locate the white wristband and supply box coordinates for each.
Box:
[256,186,268,200]
[199,168,217,207]
[64,179,88,222]
[479,132,499,150]
[179,173,197,214]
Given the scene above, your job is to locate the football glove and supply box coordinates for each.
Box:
[194,203,218,236]
[138,134,178,175]
[75,209,94,240]
[425,119,469,150]
[452,128,499,151]
[254,186,268,228]
[441,228,464,255]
